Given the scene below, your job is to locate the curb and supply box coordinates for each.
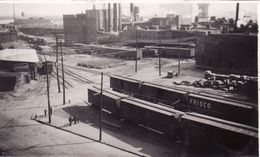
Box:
[35,119,146,157]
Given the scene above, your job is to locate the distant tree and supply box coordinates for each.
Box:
[8,46,15,49]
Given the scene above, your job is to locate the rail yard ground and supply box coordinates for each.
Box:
[0,39,256,156]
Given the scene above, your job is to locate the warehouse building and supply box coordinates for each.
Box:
[0,49,39,79]
[196,34,257,76]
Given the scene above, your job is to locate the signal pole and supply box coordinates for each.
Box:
[60,42,66,105]
[159,32,161,76]
[135,28,138,73]
[99,72,104,141]
[56,35,61,93]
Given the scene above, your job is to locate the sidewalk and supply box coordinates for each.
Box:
[36,115,143,157]
[35,110,180,157]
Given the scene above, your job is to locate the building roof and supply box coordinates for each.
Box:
[0,49,39,63]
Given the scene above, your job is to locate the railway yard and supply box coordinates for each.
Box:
[0,32,258,157]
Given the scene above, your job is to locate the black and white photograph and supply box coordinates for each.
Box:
[0,0,258,156]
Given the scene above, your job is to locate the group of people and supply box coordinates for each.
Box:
[69,115,79,126]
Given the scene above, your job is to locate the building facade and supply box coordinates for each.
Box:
[0,24,17,44]
[63,11,97,44]
[196,34,257,75]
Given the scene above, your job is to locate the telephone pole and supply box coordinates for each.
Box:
[56,34,61,93]
[60,42,66,104]
[159,32,161,76]
[99,72,104,141]
[135,28,138,73]
[44,56,51,123]
[178,39,181,75]
[12,1,16,25]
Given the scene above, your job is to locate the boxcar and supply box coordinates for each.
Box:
[38,61,53,75]
[141,82,187,106]
[110,75,258,127]
[181,112,258,154]
[184,94,258,127]
[88,88,122,116]
[110,75,140,95]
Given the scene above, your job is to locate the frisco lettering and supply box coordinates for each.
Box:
[189,98,211,109]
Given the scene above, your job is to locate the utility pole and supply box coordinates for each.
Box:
[60,42,66,105]
[44,58,51,123]
[12,1,15,25]
[99,72,104,141]
[135,28,138,73]
[56,34,61,93]
[178,39,181,75]
[159,32,161,76]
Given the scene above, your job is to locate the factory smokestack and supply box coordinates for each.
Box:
[235,3,239,28]
[130,3,134,20]
[113,3,118,32]
[108,3,111,32]
[118,3,121,31]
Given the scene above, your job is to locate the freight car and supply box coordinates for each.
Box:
[110,75,258,127]
[37,61,53,75]
[88,87,185,137]
[88,87,258,154]
[144,46,195,58]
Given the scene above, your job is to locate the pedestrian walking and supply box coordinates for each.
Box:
[76,114,79,123]
[73,115,77,124]
[44,109,47,116]
[69,116,73,126]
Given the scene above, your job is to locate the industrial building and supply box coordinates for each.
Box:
[63,11,97,44]
[0,24,17,44]
[15,17,52,27]
[196,34,257,76]
[0,49,39,91]
[63,4,122,44]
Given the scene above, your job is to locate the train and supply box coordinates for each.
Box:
[88,87,258,154]
[37,61,53,75]
[110,75,258,128]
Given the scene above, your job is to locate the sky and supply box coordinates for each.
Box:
[0,2,257,21]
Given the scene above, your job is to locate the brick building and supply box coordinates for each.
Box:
[196,34,257,75]
[63,10,97,44]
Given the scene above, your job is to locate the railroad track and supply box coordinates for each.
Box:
[52,70,73,88]
[50,73,69,89]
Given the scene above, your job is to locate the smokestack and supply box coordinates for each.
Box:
[113,3,117,32]
[130,3,133,20]
[235,3,239,28]
[108,3,111,32]
[118,3,121,31]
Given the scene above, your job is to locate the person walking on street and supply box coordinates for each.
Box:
[76,114,79,123]
[69,116,73,126]
[73,115,77,124]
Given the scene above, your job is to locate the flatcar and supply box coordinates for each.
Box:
[110,75,258,127]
